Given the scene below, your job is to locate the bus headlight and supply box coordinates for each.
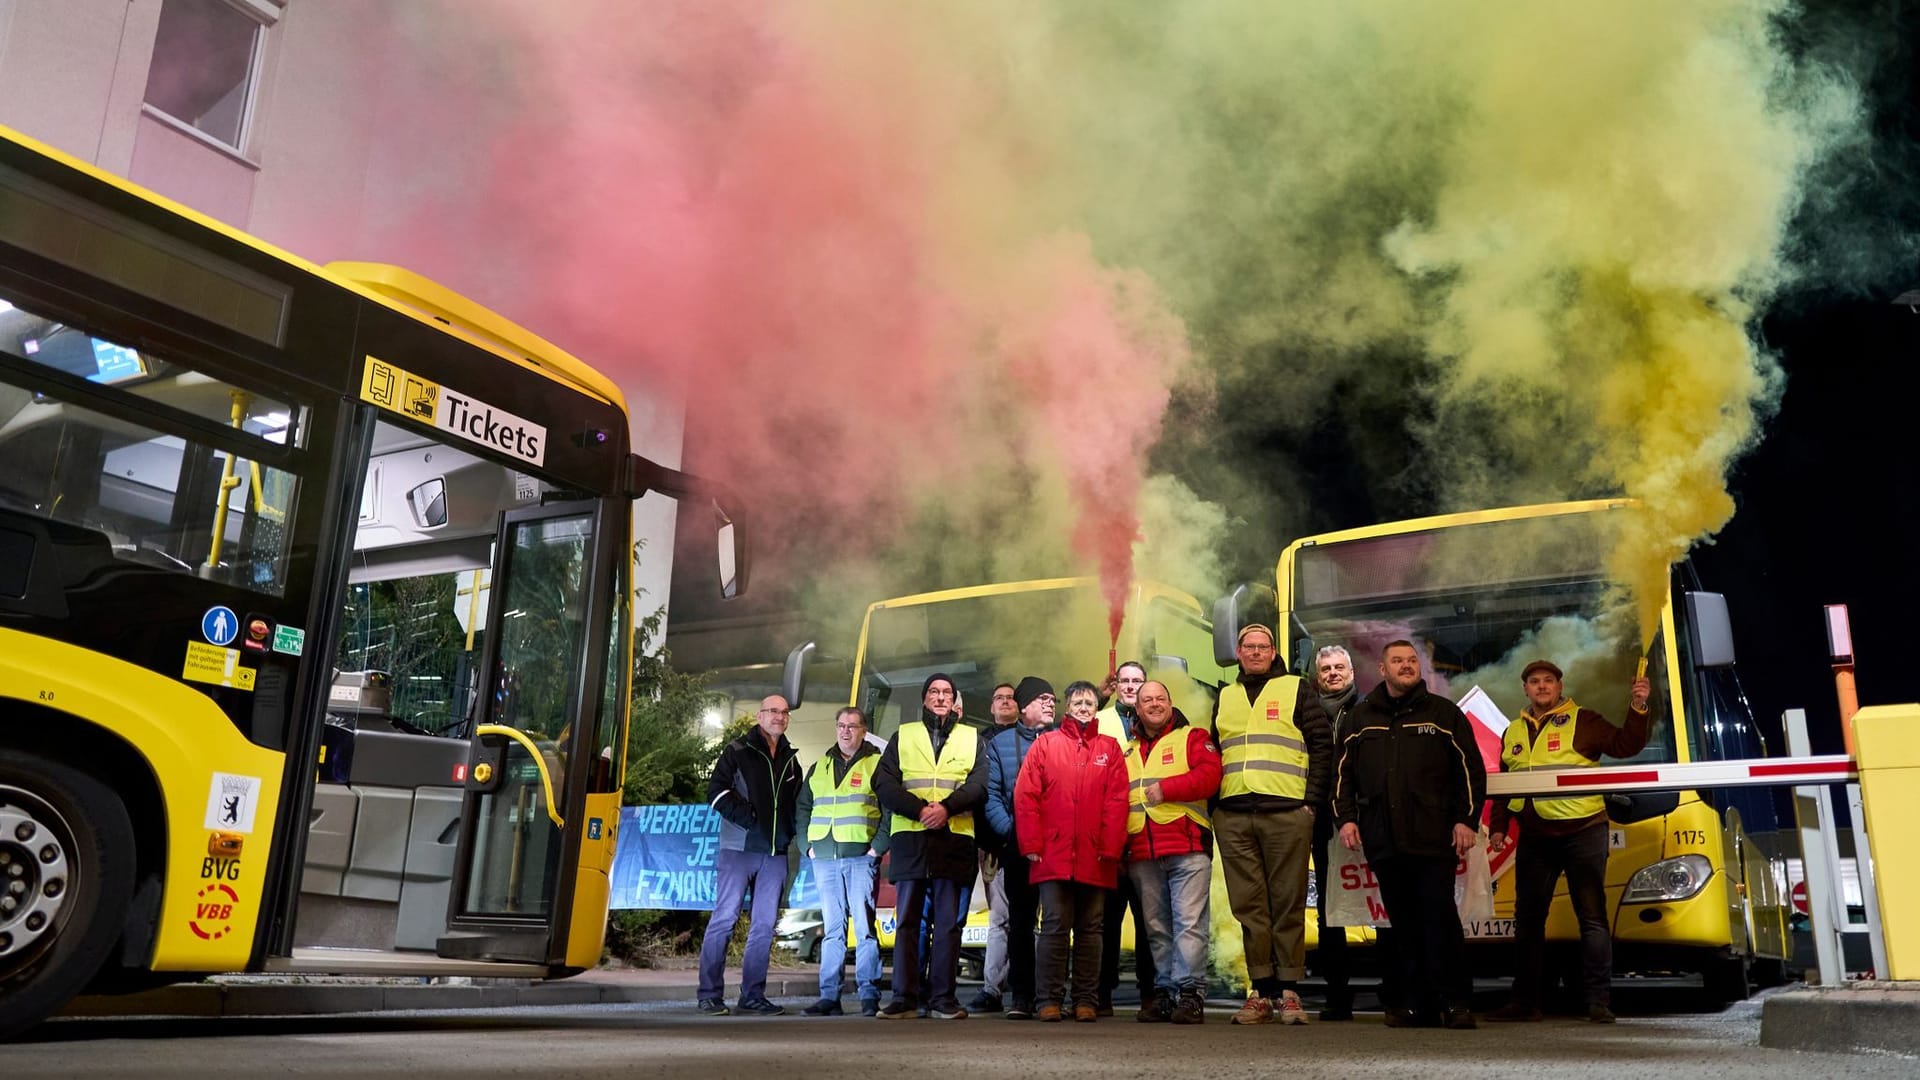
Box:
[1622,854,1714,903]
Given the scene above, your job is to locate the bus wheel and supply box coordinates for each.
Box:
[0,753,136,1040]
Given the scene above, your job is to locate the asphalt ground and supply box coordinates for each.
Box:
[4,984,1910,1079]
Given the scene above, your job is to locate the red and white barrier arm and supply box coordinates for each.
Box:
[1486,755,1857,799]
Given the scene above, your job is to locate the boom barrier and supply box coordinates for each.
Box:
[1487,755,1858,798]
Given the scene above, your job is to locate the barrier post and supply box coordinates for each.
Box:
[1845,782,1890,977]
[1851,703,1920,981]
[1785,708,1845,986]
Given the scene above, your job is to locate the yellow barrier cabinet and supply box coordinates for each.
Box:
[1853,703,1920,981]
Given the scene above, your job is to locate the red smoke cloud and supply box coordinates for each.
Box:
[367,2,1191,625]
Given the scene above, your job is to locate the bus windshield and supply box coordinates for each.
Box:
[855,580,1222,737]
[1287,509,1677,764]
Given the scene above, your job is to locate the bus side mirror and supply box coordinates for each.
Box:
[715,502,749,600]
[622,454,750,601]
[782,641,816,707]
[1685,591,1736,668]
[1211,593,1241,668]
[1211,582,1277,667]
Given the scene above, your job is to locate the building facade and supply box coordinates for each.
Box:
[0,0,683,618]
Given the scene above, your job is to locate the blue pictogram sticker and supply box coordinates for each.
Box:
[202,606,239,646]
[588,817,603,840]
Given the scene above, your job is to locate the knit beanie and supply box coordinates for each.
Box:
[1014,676,1055,711]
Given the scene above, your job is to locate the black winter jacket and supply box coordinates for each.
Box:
[873,709,988,882]
[1332,682,1487,861]
[706,730,803,856]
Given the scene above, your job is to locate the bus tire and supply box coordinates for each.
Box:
[0,752,136,1040]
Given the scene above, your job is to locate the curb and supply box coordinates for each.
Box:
[60,979,824,1020]
[1759,985,1920,1058]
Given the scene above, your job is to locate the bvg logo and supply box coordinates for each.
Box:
[200,857,242,880]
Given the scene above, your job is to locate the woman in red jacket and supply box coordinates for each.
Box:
[1014,679,1131,1022]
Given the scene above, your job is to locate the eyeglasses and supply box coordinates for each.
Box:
[759,707,791,716]
[1239,643,1275,653]
[834,723,865,732]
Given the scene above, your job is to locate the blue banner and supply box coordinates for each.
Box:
[609,804,816,911]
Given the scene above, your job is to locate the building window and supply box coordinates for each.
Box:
[143,0,273,152]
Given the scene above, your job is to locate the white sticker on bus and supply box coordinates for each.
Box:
[204,772,262,834]
[359,357,547,467]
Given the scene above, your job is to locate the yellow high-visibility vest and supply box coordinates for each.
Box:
[890,721,977,838]
[806,752,881,844]
[1127,729,1210,834]
[1501,699,1605,820]
[1096,705,1134,751]
[1214,676,1310,800]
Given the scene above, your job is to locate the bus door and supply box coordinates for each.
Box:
[439,497,620,965]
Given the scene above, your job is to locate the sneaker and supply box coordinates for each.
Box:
[1384,1008,1416,1029]
[877,1000,920,1020]
[929,1004,969,1020]
[1277,989,1309,1025]
[696,997,730,1016]
[1074,1003,1099,1022]
[967,991,1003,1013]
[1587,1004,1617,1024]
[860,998,880,1017]
[735,997,785,1016]
[801,998,842,1017]
[1095,1001,1115,1017]
[1318,1000,1354,1022]
[1037,1004,1064,1022]
[1232,994,1274,1025]
[1443,1007,1478,1030]
[1136,993,1173,1023]
[1005,1001,1034,1020]
[1486,1003,1543,1023]
[1170,990,1206,1025]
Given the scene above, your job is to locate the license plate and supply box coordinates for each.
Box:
[961,925,989,946]
[1463,919,1515,939]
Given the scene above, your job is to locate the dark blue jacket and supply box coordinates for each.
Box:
[984,721,1048,851]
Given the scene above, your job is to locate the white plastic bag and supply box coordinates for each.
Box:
[1324,828,1493,927]
[1454,827,1493,922]
[1324,839,1390,927]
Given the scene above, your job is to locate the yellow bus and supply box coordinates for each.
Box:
[0,125,746,1037]
[1266,500,1789,999]
[850,577,1228,737]
[842,576,1228,959]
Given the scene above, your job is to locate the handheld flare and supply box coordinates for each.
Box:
[1635,655,1648,681]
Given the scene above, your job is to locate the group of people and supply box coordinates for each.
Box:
[696,624,1654,1030]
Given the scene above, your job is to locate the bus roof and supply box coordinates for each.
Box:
[1279,498,1636,562]
[0,124,624,412]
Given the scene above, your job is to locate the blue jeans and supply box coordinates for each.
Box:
[812,855,881,1001]
[698,849,787,1001]
[1130,852,1212,995]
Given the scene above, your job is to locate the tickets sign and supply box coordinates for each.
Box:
[359,356,546,466]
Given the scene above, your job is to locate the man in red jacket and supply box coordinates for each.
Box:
[1014,679,1130,1022]
[1126,681,1222,1025]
